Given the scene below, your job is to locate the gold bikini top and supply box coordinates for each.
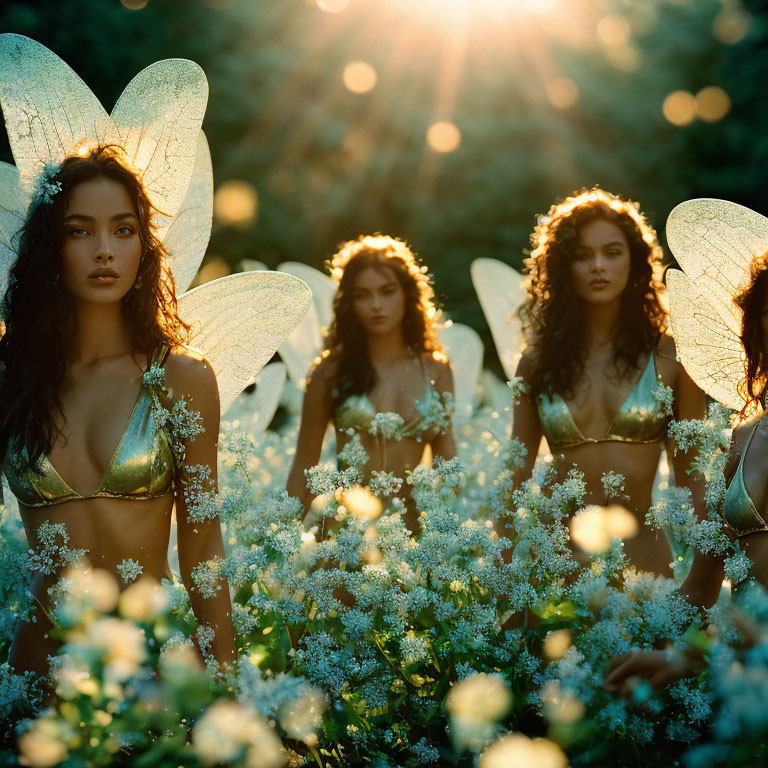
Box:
[536,350,670,450]
[335,355,453,441]
[723,419,768,537]
[3,346,175,508]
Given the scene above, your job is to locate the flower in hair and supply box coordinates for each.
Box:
[32,162,62,204]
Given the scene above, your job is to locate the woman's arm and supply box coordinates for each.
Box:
[286,360,334,519]
[669,356,723,607]
[168,350,236,671]
[497,353,543,559]
[430,358,456,461]
[508,352,543,488]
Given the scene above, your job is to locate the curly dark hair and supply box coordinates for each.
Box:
[734,252,768,417]
[0,145,189,469]
[523,188,667,399]
[322,234,443,405]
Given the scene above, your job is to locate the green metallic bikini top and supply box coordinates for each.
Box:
[335,355,453,441]
[723,420,768,537]
[536,350,669,450]
[3,346,174,508]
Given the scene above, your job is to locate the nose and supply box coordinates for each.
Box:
[94,239,115,264]
[370,292,383,310]
[591,253,607,273]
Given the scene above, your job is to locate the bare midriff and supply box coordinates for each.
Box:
[11,495,174,680]
[335,428,433,534]
[549,439,672,576]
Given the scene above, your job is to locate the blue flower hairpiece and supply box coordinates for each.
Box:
[32,162,62,204]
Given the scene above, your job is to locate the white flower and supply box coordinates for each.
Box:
[570,505,638,554]
[119,576,169,622]
[17,714,71,767]
[193,700,284,767]
[446,673,512,750]
[279,687,327,744]
[479,734,568,768]
[81,617,147,681]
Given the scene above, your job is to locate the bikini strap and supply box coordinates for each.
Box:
[742,418,762,460]
[148,344,171,371]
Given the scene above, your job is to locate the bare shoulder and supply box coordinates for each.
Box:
[425,350,453,384]
[515,347,537,380]
[655,332,688,383]
[731,416,758,455]
[307,350,338,387]
[164,345,219,404]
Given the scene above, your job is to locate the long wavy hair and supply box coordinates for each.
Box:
[323,234,443,404]
[523,188,667,399]
[734,252,768,416]
[0,145,189,469]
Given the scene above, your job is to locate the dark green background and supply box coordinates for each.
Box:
[1,0,766,370]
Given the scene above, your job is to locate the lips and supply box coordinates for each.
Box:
[88,267,119,284]
[590,279,609,287]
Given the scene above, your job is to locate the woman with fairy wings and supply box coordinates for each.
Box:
[286,235,456,537]
[0,35,310,696]
[498,189,717,599]
[606,199,768,692]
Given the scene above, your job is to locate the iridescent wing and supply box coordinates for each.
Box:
[0,161,28,298]
[107,59,208,238]
[665,199,768,410]
[275,262,334,386]
[162,131,212,293]
[470,258,526,382]
[278,261,336,329]
[666,199,768,334]
[438,322,483,425]
[666,269,746,411]
[222,362,287,437]
[178,272,312,414]
[0,34,112,190]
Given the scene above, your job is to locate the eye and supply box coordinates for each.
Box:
[116,225,135,236]
[67,227,88,237]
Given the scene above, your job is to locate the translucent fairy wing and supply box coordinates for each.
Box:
[277,261,336,330]
[162,131,212,293]
[178,272,311,414]
[666,269,746,410]
[666,199,768,334]
[0,34,112,188]
[438,323,483,425]
[107,58,208,237]
[0,161,29,298]
[223,362,287,437]
[470,258,526,382]
[278,301,324,388]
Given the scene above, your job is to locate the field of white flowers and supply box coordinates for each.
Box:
[2,376,767,768]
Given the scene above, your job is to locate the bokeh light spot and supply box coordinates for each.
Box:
[713,8,750,45]
[343,61,377,94]
[662,90,696,127]
[213,180,258,227]
[194,257,231,287]
[695,86,731,123]
[546,78,579,109]
[317,0,350,13]
[596,14,631,46]
[427,121,461,153]
[120,0,148,8]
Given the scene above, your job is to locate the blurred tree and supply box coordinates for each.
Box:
[0,0,763,372]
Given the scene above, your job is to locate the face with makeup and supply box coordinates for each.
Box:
[570,218,632,305]
[60,176,142,305]
[351,265,407,337]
